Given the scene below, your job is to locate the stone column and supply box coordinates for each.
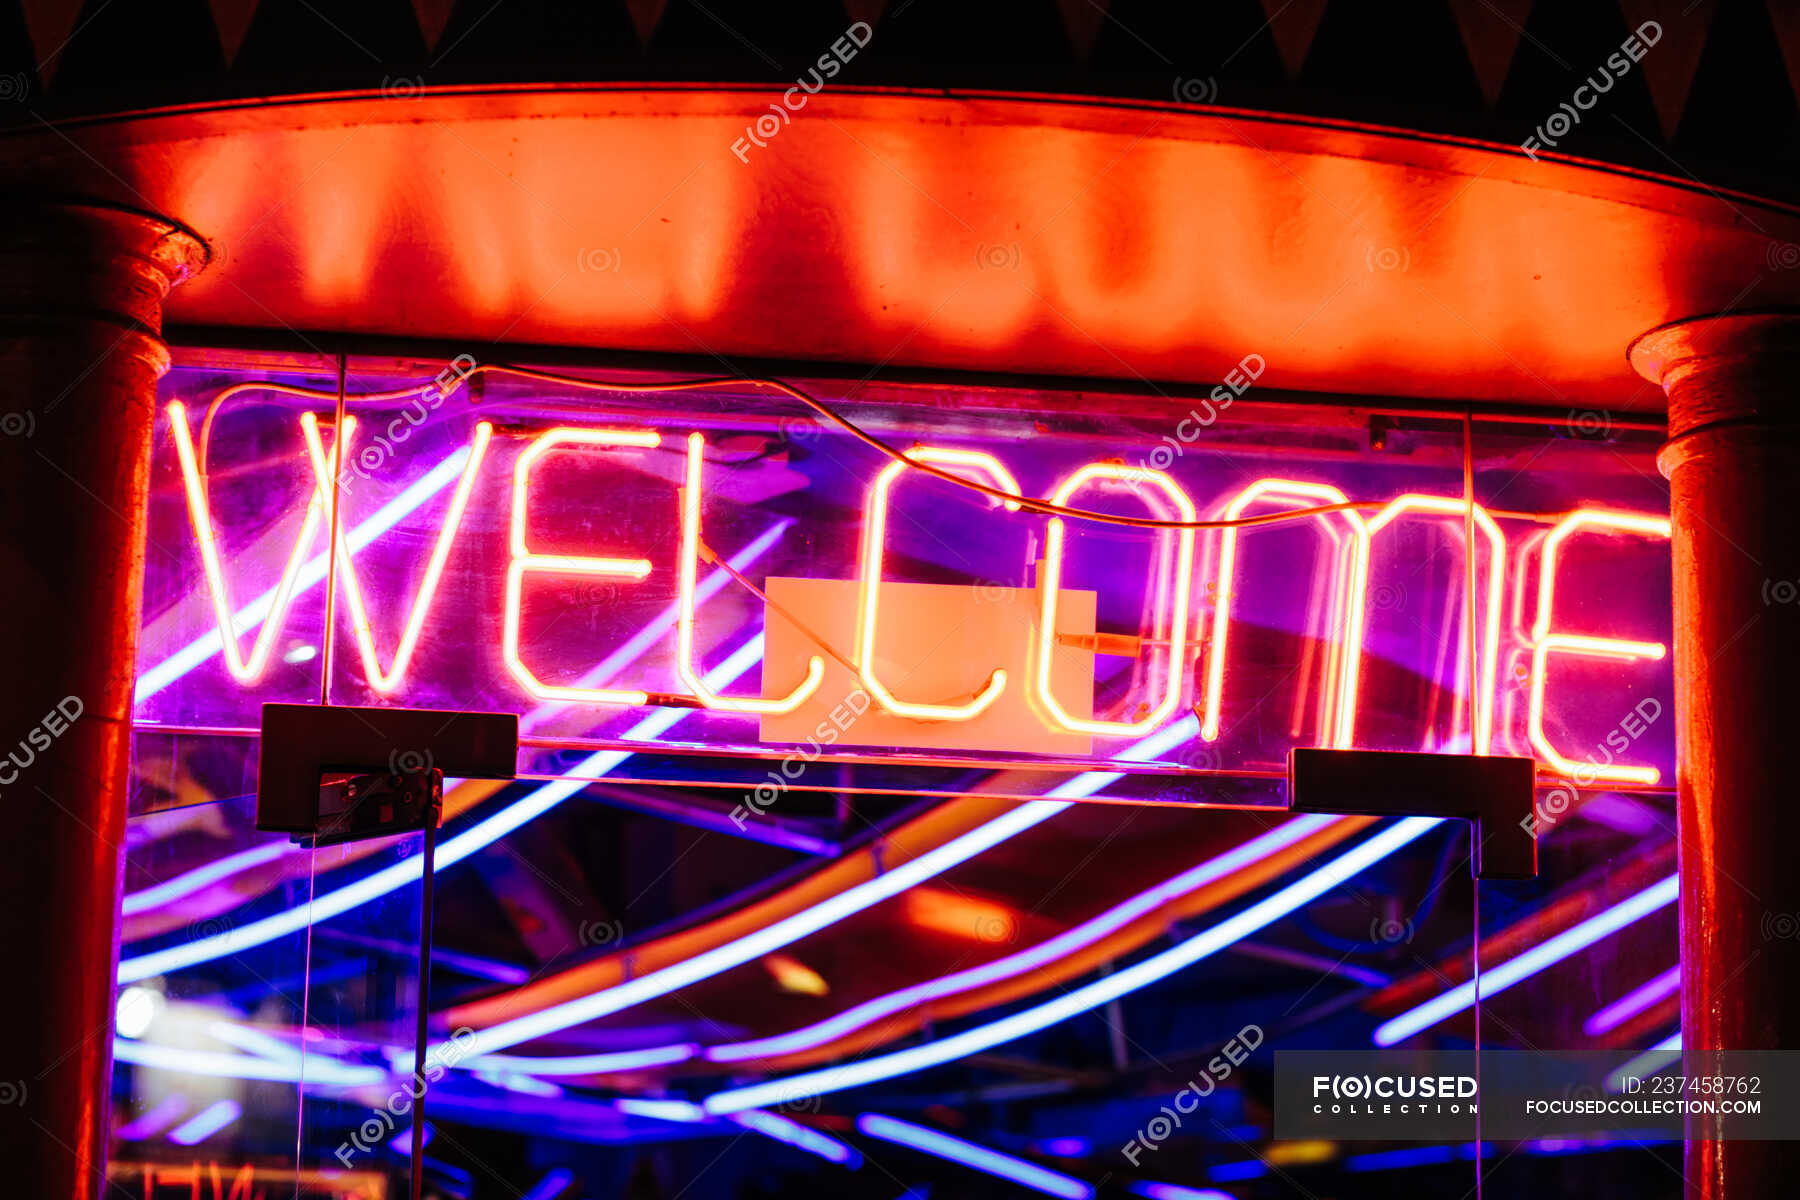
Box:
[1631,312,1800,1197]
[0,200,205,1198]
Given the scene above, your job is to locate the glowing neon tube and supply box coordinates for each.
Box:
[167,1098,242,1145]
[1373,875,1679,1046]
[705,806,1341,1062]
[471,1045,700,1076]
[858,1115,1092,1199]
[520,1169,575,1200]
[704,817,1442,1113]
[115,1094,190,1141]
[118,636,769,983]
[1129,1185,1234,1200]
[446,717,1199,1063]
[728,1110,863,1167]
[1585,965,1679,1036]
[114,1038,386,1087]
[121,842,293,916]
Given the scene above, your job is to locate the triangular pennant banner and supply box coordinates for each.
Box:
[410,0,455,52]
[20,0,84,83]
[1257,0,1331,79]
[1054,0,1109,62]
[1764,0,1800,110]
[1616,0,1720,138]
[1446,0,1534,108]
[623,0,670,47]
[205,0,260,66]
[844,0,888,31]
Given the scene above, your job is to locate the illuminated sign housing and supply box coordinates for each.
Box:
[144,374,1674,788]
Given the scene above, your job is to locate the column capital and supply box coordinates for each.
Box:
[1629,311,1800,477]
[0,198,209,357]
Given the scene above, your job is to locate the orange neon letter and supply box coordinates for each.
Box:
[504,426,662,706]
[299,414,493,693]
[167,400,329,684]
[1350,495,1508,755]
[858,448,1021,721]
[678,433,823,713]
[1200,480,1370,747]
[1035,463,1196,735]
[1528,509,1671,785]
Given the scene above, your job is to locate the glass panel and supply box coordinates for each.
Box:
[110,731,334,1195]
[146,348,1733,1195]
[1459,416,1679,1194]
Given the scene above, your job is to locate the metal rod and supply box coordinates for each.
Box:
[409,795,440,1200]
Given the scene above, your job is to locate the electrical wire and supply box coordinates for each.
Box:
[191,362,1568,530]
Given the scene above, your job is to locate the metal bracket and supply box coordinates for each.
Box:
[256,703,518,841]
[1287,748,1538,879]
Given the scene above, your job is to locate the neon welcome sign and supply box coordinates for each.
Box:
[146,385,1674,788]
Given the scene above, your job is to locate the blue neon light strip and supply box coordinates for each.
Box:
[520,1168,575,1200]
[1607,1032,1682,1091]
[1128,1185,1235,1200]
[704,817,1442,1113]
[704,806,1341,1063]
[448,717,1200,1061]
[857,1114,1091,1199]
[1373,875,1679,1046]
[728,1109,863,1167]
[166,1098,242,1145]
[114,1037,386,1086]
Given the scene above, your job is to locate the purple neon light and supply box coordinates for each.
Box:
[114,1093,190,1141]
[703,811,1341,1063]
[1607,1032,1682,1091]
[1584,965,1679,1036]
[1128,1185,1234,1200]
[704,818,1440,1113]
[1374,875,1679,1045]
[166,1098,242,1145]
[446,717,1200,1063]
[857,1114,1092,1199]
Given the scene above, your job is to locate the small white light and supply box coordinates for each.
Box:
[283,644,318,664]
[116,985,162,1039]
